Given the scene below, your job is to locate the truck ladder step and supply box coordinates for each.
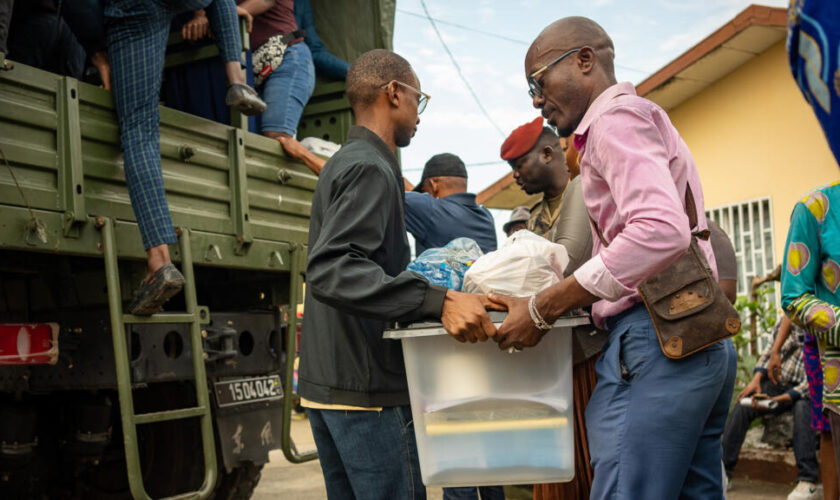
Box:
[98,218,217,500]
[134,406,207,425]
[123,313,196,324]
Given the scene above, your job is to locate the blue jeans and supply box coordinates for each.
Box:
[308,406,425,500]
[257,41,315,135]
[585,304,737,500]
[442,486,504,500]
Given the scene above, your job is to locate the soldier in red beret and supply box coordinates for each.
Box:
[501,117,604,500]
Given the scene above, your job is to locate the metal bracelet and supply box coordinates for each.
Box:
[528,295,552,331]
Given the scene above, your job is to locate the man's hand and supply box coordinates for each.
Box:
[487,293,546,350]
[182,10,210,42]
[236,6,254,33]
[750,393,792,411]
[440,291,497,343]
[736,374,762,401]
[91,51,111,91]
[767,350,783,385]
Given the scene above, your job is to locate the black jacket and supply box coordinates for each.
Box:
[298,126,447,407]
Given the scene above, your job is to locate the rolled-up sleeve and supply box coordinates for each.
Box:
[573,107,691,301]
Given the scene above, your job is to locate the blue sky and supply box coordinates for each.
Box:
[392,0,789,243]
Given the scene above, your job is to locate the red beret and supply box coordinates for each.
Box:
[500,116,544,161]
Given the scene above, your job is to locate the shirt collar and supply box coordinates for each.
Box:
[573,82,636,151]
[346,125,401,175]
[442,192,477,204]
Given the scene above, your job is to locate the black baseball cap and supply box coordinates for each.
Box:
[413,153,467,192]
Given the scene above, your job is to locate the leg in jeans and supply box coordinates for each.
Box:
[307,408,355,500]
[722,396,761,477]
[259,43,323,174]
[586,305,735,500]
[682,339,737,497]
[443,486,505,500]
[308,406,425,500]
[792,398,820,482]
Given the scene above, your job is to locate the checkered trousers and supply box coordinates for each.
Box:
[104,0,241,249]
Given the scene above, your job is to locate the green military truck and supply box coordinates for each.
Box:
[0,2,395,498]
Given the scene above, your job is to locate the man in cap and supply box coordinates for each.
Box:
[501,117,602,499]
[405,153,497,255]
[490,17,737,499]
[503,206,530,237]
[299,49,496,500]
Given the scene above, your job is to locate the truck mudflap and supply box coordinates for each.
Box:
[213,376,285,472]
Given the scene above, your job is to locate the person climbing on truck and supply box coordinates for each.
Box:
[104,0,266,315]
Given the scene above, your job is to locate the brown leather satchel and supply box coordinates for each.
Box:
[591,185,741,359]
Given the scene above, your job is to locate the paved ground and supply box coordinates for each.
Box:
[253,418,791,499]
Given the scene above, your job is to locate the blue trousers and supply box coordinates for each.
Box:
[104,0,241,249]
[257,41,315,136]
[586,305,737,500]
[443,485,505,500]
[308,406,425,500]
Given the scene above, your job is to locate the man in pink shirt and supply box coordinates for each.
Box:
[490,17,737,499]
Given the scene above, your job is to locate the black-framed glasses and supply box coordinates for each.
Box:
[527,47,584,98]
[382,80,430,114]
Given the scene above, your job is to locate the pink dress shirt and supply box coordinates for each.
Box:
[571,82,718,329]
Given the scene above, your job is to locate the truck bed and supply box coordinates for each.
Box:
[0,63,317,272]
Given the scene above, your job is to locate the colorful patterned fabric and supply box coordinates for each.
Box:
[787,0,840,165]
[782,181,840,415]
[105,0,241,249]
[803,332,831,431]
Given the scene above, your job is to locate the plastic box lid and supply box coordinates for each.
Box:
[384,311,590,339]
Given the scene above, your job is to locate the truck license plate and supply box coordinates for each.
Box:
[214,375,283,407]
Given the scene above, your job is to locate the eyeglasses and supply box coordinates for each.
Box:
[527,47,583,98]
[382,80,430,114]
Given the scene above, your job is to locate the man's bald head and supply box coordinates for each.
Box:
[346,49,416,111]
[528,17,615,80]
[525,17,618,137]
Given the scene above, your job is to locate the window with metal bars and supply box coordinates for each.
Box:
[706,198,777,353]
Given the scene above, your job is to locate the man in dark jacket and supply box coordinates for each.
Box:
[298,49,496,500]
[405,152,497,255]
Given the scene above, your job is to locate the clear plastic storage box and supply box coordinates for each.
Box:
[384,312,588,487]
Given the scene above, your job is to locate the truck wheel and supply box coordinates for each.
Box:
[211,461,263,500]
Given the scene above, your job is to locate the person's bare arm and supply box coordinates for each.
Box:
[767,316,792,385]
[237,0,276,17]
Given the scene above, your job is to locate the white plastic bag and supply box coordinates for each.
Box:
[462,230,569,296]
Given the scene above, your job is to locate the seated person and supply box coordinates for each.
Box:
[722,316,820,500]
[104,0,265,314]
[404,153,497,255]
[503,206,530,237]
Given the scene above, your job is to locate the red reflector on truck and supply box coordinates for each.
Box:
[0,323,59,365]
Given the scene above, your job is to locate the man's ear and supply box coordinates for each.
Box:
[577,47,595,75]
[384,81,400,108]
[540,144,554,164]
[427,178,439,197]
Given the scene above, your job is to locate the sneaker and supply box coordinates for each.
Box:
[787,481,822,500]
[127,263,185,316]
[225,83,266,116]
